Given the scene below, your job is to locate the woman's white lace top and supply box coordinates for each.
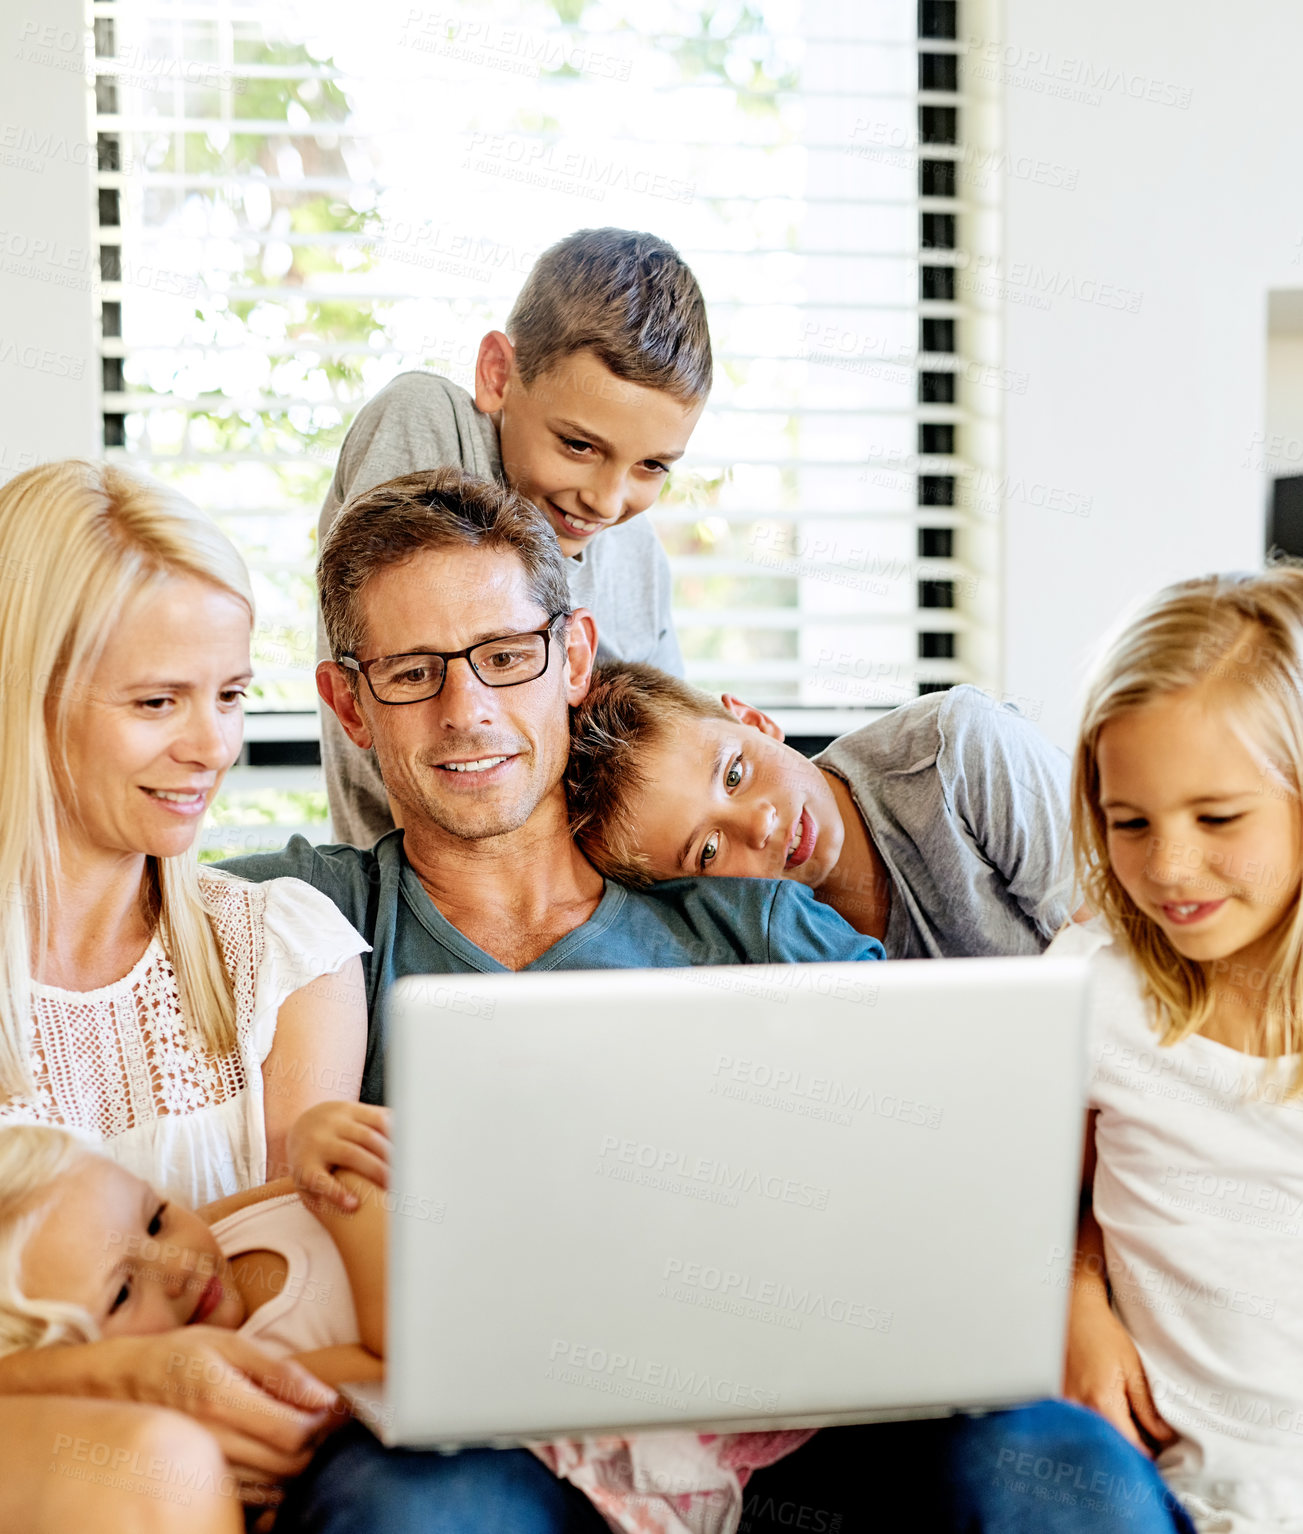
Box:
[0,871,369,1207]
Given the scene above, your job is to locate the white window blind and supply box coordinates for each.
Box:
[92,0,999,731]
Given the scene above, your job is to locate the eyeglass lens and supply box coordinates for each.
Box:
[369,632,549,701]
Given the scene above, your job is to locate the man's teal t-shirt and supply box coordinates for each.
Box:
[221,832,883,1103]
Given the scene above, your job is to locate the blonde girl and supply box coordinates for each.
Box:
[1054,568,1303,1533]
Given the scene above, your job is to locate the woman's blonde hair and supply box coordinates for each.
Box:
[0,1124,100,1356]
[1073,566,1303,1086]
[0,460,254,1097]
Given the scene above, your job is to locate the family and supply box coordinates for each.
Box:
[0,228,1296,1534]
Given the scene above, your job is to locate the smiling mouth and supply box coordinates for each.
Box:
[548,502,610,539]
[142,787,208,806]
[436,756,510,774]
[1160,899,1225,924]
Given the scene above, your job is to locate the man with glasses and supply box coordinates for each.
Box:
[220,465,879,1530]
[224,465,882,1099]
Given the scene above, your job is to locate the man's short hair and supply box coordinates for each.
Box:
[319,467,572,664]
[507,229,712,404]
[565,661,731,887]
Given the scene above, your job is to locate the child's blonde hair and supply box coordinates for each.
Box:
[0,1124,100,1356]
[0,460,254,1097]
[1073,566,1303,1086]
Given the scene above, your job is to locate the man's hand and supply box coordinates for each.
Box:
[1064,1288,1175,1456]
[288,1100,391,1212]
[90,1328,341,1478]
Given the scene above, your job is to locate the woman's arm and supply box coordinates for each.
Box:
[261,957,368,1180]
[0,1329,337,1477]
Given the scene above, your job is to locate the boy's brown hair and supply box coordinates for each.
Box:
[507,229,712,403]
[319,467,571,668]
[566,661,731,887]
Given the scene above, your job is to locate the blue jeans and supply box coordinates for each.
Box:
[276,1402,1196,1534]
[275,1428,608,1534]
[739,1401,1198,1533]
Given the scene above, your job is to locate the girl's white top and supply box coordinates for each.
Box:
[1050,919,1303,1532]
[0,870,369,1207]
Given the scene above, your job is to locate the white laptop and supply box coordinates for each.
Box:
[344,956,1089,1448]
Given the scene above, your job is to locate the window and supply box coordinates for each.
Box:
[93,0,1000,840]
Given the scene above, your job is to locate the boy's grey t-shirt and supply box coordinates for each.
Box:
[815,685,1073,960]
[316,370,683,846]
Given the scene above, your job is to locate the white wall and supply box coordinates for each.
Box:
[0,0,98,483]
[1265,314,1303,485]
[999,0,1303,747]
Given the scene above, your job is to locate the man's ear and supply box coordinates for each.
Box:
[720,693,785,742]
[561,609,599,705]
[474,331,515,414]
[317,661,374,751]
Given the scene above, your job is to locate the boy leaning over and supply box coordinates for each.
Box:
[317,226,710,846]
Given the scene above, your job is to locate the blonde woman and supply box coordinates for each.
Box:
[0,461,374,1519]
[1054,569,1303,1532]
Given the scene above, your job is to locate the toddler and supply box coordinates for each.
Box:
[0,1104,806,1534]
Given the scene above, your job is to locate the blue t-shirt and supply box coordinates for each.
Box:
[220,832,883,1103]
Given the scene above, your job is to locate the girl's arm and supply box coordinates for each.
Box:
[1062,1110,1175,1456]
[302,1168,387,1358]
[291,1345,384,1391]
[199,1177,297,1226]
[288,1101,390,1212]
[261,957,368,1180]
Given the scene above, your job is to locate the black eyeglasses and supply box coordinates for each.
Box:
[339,612,571,705]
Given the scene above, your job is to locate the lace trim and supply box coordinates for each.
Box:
[2,873,268,1141]
[33,937,162,1000]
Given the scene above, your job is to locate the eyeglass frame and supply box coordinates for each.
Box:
[338,610,573,705]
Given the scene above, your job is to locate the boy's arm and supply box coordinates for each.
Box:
[944,688,1074,936]
[303,1169,387,1357]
